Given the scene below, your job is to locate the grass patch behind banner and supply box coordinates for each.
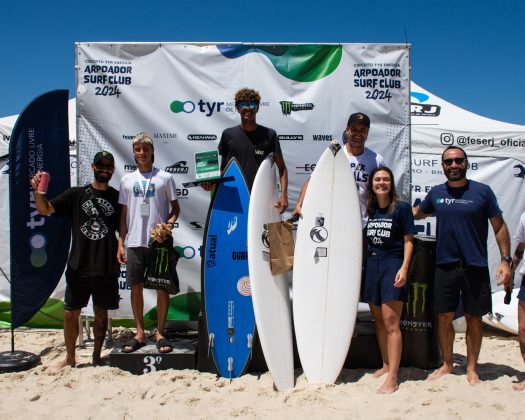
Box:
[0,292,202,328]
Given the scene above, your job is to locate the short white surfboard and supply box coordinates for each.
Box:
[293,142,362,384]
[247,155,294,391]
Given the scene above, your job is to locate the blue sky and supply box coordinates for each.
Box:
[1,0,524,124]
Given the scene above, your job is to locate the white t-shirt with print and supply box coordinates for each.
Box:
[119,168,178,248]
[343,146,385,228]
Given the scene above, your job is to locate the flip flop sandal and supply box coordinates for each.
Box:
[122,338,146,353]
[156,338,173,354]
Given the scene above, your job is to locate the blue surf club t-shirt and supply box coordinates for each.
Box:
[418,180,502,267]
[366,201,417,258]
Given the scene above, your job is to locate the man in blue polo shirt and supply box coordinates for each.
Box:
[413,146,512,385]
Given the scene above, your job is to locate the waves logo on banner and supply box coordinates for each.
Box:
[217,45,342,82]
[9,90,71,328]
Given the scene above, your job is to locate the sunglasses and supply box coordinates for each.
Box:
[442,157,466,166]
[237,101,258,109]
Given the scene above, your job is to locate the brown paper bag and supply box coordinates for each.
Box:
[267,218,295,275]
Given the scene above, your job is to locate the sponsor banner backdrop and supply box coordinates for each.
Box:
[76,43,411,320]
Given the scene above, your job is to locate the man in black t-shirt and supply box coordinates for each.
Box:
[32,151,121,368]
[204,88,289,212]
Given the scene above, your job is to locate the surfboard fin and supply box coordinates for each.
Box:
[228,356,233,382]
[207,333,215,358]
[247,334,253,360]
[329,140,341,155]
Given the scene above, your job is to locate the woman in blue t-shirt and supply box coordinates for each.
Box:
[364,166,417,393]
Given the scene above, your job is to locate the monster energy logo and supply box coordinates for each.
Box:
[279,101,315,115]
[406,281,428,317]
[154,247,169,274]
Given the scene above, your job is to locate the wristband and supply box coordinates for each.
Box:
[501,256,512,264]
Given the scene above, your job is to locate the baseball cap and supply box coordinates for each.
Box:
[93,151,115,165]
[347,112,371,128]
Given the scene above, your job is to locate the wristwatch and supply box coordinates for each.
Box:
[501,256,512,264]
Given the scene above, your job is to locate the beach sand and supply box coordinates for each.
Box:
[0,327,523,419]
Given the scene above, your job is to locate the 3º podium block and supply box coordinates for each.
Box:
[109,336,197,375]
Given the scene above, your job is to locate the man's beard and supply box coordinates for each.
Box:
[94,170,111,183]
[445,166,467,182]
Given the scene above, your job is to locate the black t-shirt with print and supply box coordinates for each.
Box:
[218,124,282,190]
[50,185,121,276]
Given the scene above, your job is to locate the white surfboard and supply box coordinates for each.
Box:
[247,155,294,391]
[293,142,362,384]
[452,316,467,333]
[482,289,519,335]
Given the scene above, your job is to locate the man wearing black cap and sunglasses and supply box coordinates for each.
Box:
[413,145,512,384]
[31,151,121,368]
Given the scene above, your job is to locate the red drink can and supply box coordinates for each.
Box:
[37,172,50,194]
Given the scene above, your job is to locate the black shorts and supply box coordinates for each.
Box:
[125,246,150,286]
[433,262,492,316]
[64,270,119,311]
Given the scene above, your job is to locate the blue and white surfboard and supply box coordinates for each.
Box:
[202,159,254,378]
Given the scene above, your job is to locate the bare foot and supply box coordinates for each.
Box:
[427,364,454,381]
[377,380,399,394]
[373,365,389,378]
[57,357,76,368]
[92,355,109,367]
[513,380,525,391]
[466,370,480,385]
